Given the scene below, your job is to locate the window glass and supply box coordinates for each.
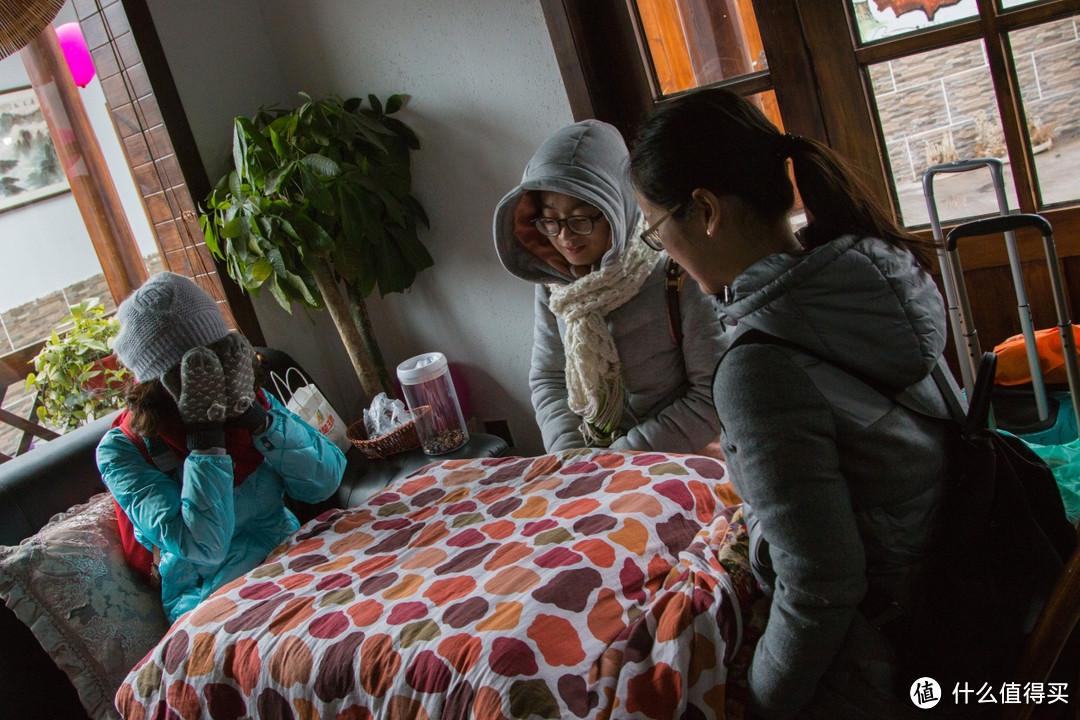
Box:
[867,40,1020,226]
[633,0,767,95]
[1009,16,1080,207]
[1000,0,1046,8]
[751,89,783,135]
[852,0,978,45]
[0,34,160,455]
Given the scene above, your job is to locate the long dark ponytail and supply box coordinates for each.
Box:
[628,87,936,267]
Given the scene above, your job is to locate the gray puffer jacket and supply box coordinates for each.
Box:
[713,234,964,719]
[493,119,726,452]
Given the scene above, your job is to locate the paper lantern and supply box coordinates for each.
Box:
[54,22,95,87]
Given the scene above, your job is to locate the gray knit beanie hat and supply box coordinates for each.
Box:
[113,272,230,383]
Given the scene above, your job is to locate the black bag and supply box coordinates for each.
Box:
[899,352,1076,707]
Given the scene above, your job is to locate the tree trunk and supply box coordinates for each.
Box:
[310,260,391,401]
[345,288,395,398]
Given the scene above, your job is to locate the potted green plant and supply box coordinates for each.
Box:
[200,92,433,401]
[26,299,129,432]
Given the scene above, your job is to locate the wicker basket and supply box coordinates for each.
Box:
[346,406,428,459]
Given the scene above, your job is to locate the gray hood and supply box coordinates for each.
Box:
[720,235,947,390]
[493,119,642,284]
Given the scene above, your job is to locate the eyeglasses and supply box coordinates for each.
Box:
[640,204,680,251]
[532,213,604,237]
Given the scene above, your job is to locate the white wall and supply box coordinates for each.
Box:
[146,0,574,454]
[0,2,157,312]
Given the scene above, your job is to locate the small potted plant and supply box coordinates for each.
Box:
[26,299,129,432]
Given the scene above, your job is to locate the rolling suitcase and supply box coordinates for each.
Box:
[923,159,1080,442]
[945,214,1080,443]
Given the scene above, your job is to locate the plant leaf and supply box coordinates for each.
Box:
[220,217,244,239]
[251,257,273,283]
[265,162,296,195]
[232,117,248,176]
[388,225,434,273]
[299,165,335,215]
[300,153,341,177]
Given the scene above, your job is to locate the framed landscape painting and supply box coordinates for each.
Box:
[0,87,68,213]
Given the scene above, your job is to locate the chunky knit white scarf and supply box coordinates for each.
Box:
[547,223,655,446]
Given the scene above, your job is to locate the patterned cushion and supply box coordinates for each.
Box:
[0,492,170,720]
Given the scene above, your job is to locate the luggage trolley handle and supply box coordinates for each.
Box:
[944,213,1052,251]
[923,159,1011,398]
[923,158,1010,204]
[946,213,1080,441]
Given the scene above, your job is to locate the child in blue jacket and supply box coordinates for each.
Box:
[97,272,345,623]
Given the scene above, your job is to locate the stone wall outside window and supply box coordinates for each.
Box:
[872,16,1080,184]
[0,253,163,456]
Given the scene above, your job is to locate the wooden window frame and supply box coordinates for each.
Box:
[541,0,1080,351]
[796,1,1080,257]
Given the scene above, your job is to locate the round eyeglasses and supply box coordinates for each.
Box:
[640,204,680,251]
[532,212,604,238]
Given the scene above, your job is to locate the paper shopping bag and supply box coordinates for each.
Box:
[269,367,350,453]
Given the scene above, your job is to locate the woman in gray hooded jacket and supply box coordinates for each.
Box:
[493,119,726,453]
[630,88,967,719]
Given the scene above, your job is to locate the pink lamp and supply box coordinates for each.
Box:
[54,22,95,87]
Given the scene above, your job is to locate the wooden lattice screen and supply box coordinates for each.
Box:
[0,0,263,460]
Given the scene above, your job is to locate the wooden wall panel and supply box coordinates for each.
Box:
[70,0,263,343]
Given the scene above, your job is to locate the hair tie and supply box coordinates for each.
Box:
[778,132,799,160]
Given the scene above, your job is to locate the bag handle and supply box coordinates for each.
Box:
[665,257,684,348]
[269,366,310,403]
[268,371,290,403]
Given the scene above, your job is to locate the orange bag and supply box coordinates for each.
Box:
[993,325,1080,386]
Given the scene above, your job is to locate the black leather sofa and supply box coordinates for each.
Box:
[0,350,508,720]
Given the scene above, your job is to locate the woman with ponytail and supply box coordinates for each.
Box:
[630,88,964,719]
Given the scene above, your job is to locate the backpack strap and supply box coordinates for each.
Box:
[665,257,684,348]
[963,352,997,432]
[112,413,165,589]
[116,418,180,472]
[722,327,900,397]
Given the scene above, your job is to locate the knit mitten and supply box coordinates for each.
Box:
[212,332,268,433]
[214,333,257,414]
[161,346,227,450]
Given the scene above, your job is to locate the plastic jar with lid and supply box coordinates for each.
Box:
[396,352,469,455]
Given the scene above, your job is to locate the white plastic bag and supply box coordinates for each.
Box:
[363,392,412,438]
[269,367,350,453]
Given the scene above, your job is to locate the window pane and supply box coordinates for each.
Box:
[633,0,767,95]
[1010,16,1080,207]
[852,0,978,45]
[1000,0,1047,8]
[867,40,1020,227]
